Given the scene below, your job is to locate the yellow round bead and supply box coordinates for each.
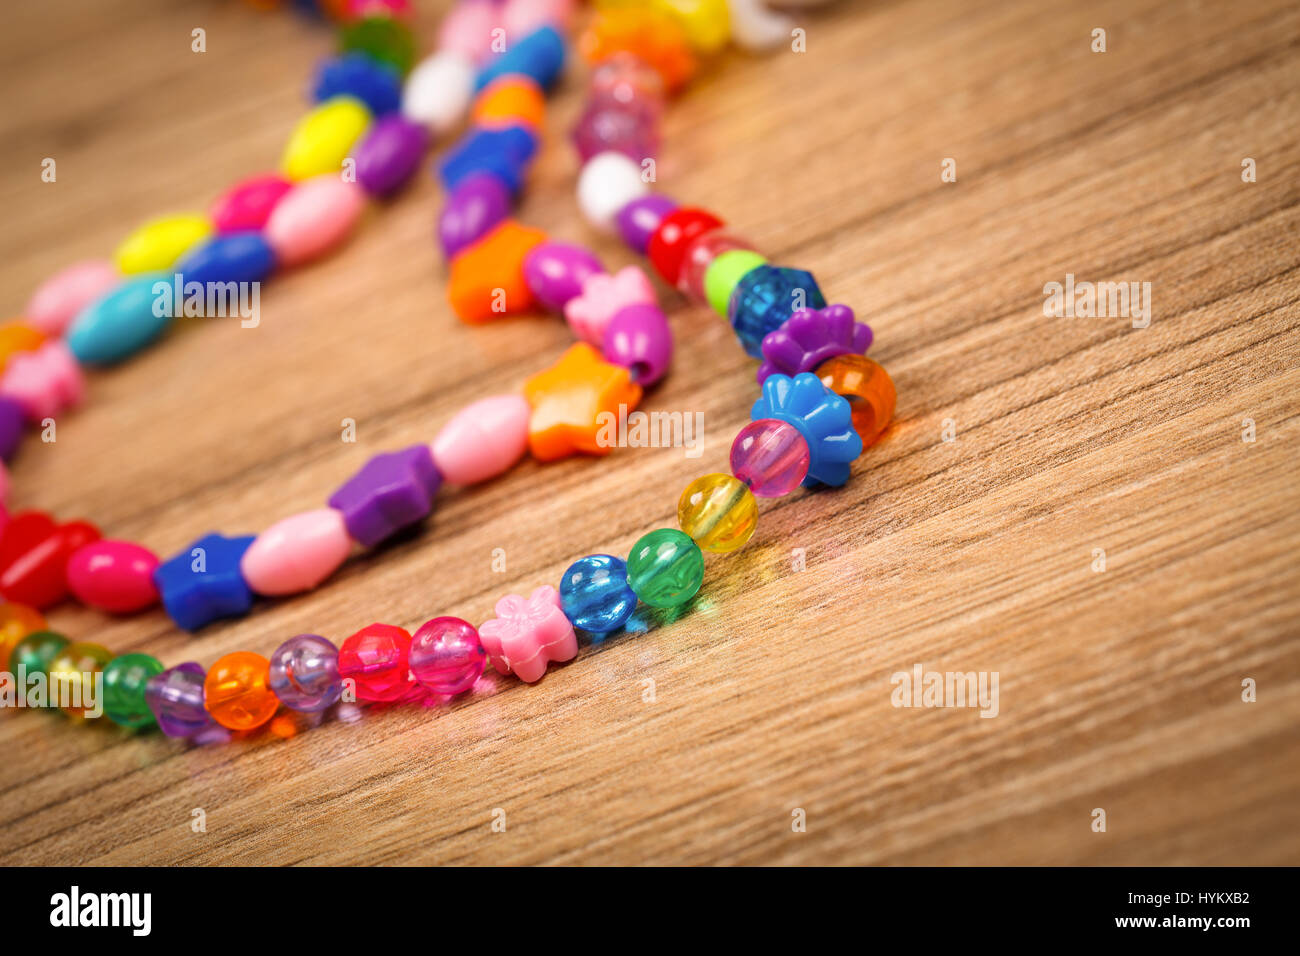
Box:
[678,473,758,553]
[114,213,212,274]
[47,642,114,718]
[281,95,372,181]
[654,0,731,53]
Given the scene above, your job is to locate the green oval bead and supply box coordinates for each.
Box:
[102,652,165,729]
[627,529,705,608]
[8,630,69,680]
[340,17,416,76]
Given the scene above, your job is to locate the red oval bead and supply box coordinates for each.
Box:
[647,207,723,286]
[66,539,161,614]
[0,512,101,609]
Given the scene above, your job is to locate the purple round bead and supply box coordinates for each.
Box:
[615,195,677,254]
[0,395,25,461]
[602,303,674,386]
[409,616,486,696]
[438,171,512,259]
[522,241,605,311]
[144,662,212,738]
[268,634,342,713]
[355,114,427,197]
[572,102,660,163]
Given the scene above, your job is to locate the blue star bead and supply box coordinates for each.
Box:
[438,126,538,195]
[153,533,256,631]
[728,265,827,358]
[750,372,864,488]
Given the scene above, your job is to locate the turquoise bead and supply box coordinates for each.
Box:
[66,273,173,365]
[627,529,705,609]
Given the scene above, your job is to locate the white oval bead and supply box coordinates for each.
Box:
[402,51,476,133]
[577,152,651,233]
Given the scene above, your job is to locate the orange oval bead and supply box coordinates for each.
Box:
[471,76,546,130]
[0,322,46,374]
[580,9,696,93]
[204,651,278,731]
[816,354,896,447]
[0,601,46,672]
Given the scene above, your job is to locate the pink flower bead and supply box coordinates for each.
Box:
[66,539,161,613]
[410,616,486,695]
[24,260,119,338]
[0,342,85,422]
[264,175,366,267]
[563,266,656,346]
[438,0,500,64]
[479,585,577,683]
[502,0,575,36]
[431,393,531,485]
[240,508,353,596]
[210,174,293,234]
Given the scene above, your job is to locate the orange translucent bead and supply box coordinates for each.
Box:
[0,322,46,373]
[523,343,643,461]
[448,220,548,323]
[816,354,896,447]
[471,76,546,130]
[0,601,46,672]
[580,8,696,93]
[204,651,279,731]
[47,641,113,718]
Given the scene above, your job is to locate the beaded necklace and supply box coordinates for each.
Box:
[0,0,893,739]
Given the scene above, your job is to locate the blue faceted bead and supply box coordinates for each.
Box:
[728,265,827,358]
[313,52,402,116]
[153,533,256,631]
[176,232,276,286]
[437,125,538,195]
[475,25,566,93]
[560,554,637,633]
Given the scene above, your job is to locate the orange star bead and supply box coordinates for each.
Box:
[448,220,548,323]
[523,343,643,461]
[471,76,547,131]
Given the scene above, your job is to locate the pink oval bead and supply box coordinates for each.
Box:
[0,342,85,422]
[66,539,161,614]
[438,0,500,64]
[264,176,366,267]
[24,260,119,338]
[431,394,531,485]
[210,174,293,234]
[240,508,353,596]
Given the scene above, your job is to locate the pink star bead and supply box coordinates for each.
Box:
[0,342,85,422]
[479,585,578,683]
[563,265,656,346]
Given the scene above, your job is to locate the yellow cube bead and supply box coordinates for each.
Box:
[114,213,212,274]
[281,95,372,181]
[678,473,758,553]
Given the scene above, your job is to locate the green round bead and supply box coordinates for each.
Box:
[8,630,69,680]
[102,653,165,729]
[340,16,416,75]
[704,250,768,318]
[627,529,705,609]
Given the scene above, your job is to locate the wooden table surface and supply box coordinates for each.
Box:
[0,0,1296,866]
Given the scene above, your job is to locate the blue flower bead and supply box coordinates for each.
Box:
[559,554,637,633]
[750,372,863,487]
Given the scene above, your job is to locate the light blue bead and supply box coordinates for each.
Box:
[438,125,538,195]
[728,265,827,358]
[750,372,863,487]
[176,232,277,286]
[66,273,174,365]
[475,25,566,92]
[560,554,637,633]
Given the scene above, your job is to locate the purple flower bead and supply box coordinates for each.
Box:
[269,634,342,713]
[145,662,213,738]
[756,304,873,384]
[602,303,674,386]
[355,115,428,197]
[522,241,605,311]
[0,395,25,461]
[615,195,677,254]
[438,171,512,259]
[328,444,443,548]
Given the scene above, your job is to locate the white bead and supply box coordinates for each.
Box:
[577,152,650,232]
[402,51,475,132]
[727,0,795,52]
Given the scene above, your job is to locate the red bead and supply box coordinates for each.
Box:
[0,511,101,609]
[647,207,723,286]
[338,623,415,702]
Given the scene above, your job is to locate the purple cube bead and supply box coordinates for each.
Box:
[269,634,343,713]
[327,444,443,548]
[615,195,677,254]
[438,171,512,259]
[0,395,25,461]
[145,662,213,738]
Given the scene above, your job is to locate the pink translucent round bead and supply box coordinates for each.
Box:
[730,418,811,497]
[409,616,486,695]
[677,231,756,301]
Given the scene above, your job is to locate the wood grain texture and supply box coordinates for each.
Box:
[0,0,1297,866]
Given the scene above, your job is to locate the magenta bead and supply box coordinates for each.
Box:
[615,195,677,254]
[409,616,486,695]
[65,539,160,614]
[439,171,511,259]
[677,231,756,301]
[522,241,605,311]
[572,102,660,163]
[602,304,674,386]
[210,174,293,234]
[730,418,811,497]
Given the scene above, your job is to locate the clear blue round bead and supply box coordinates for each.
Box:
[728,265,827,358]
[560,554,637,633]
